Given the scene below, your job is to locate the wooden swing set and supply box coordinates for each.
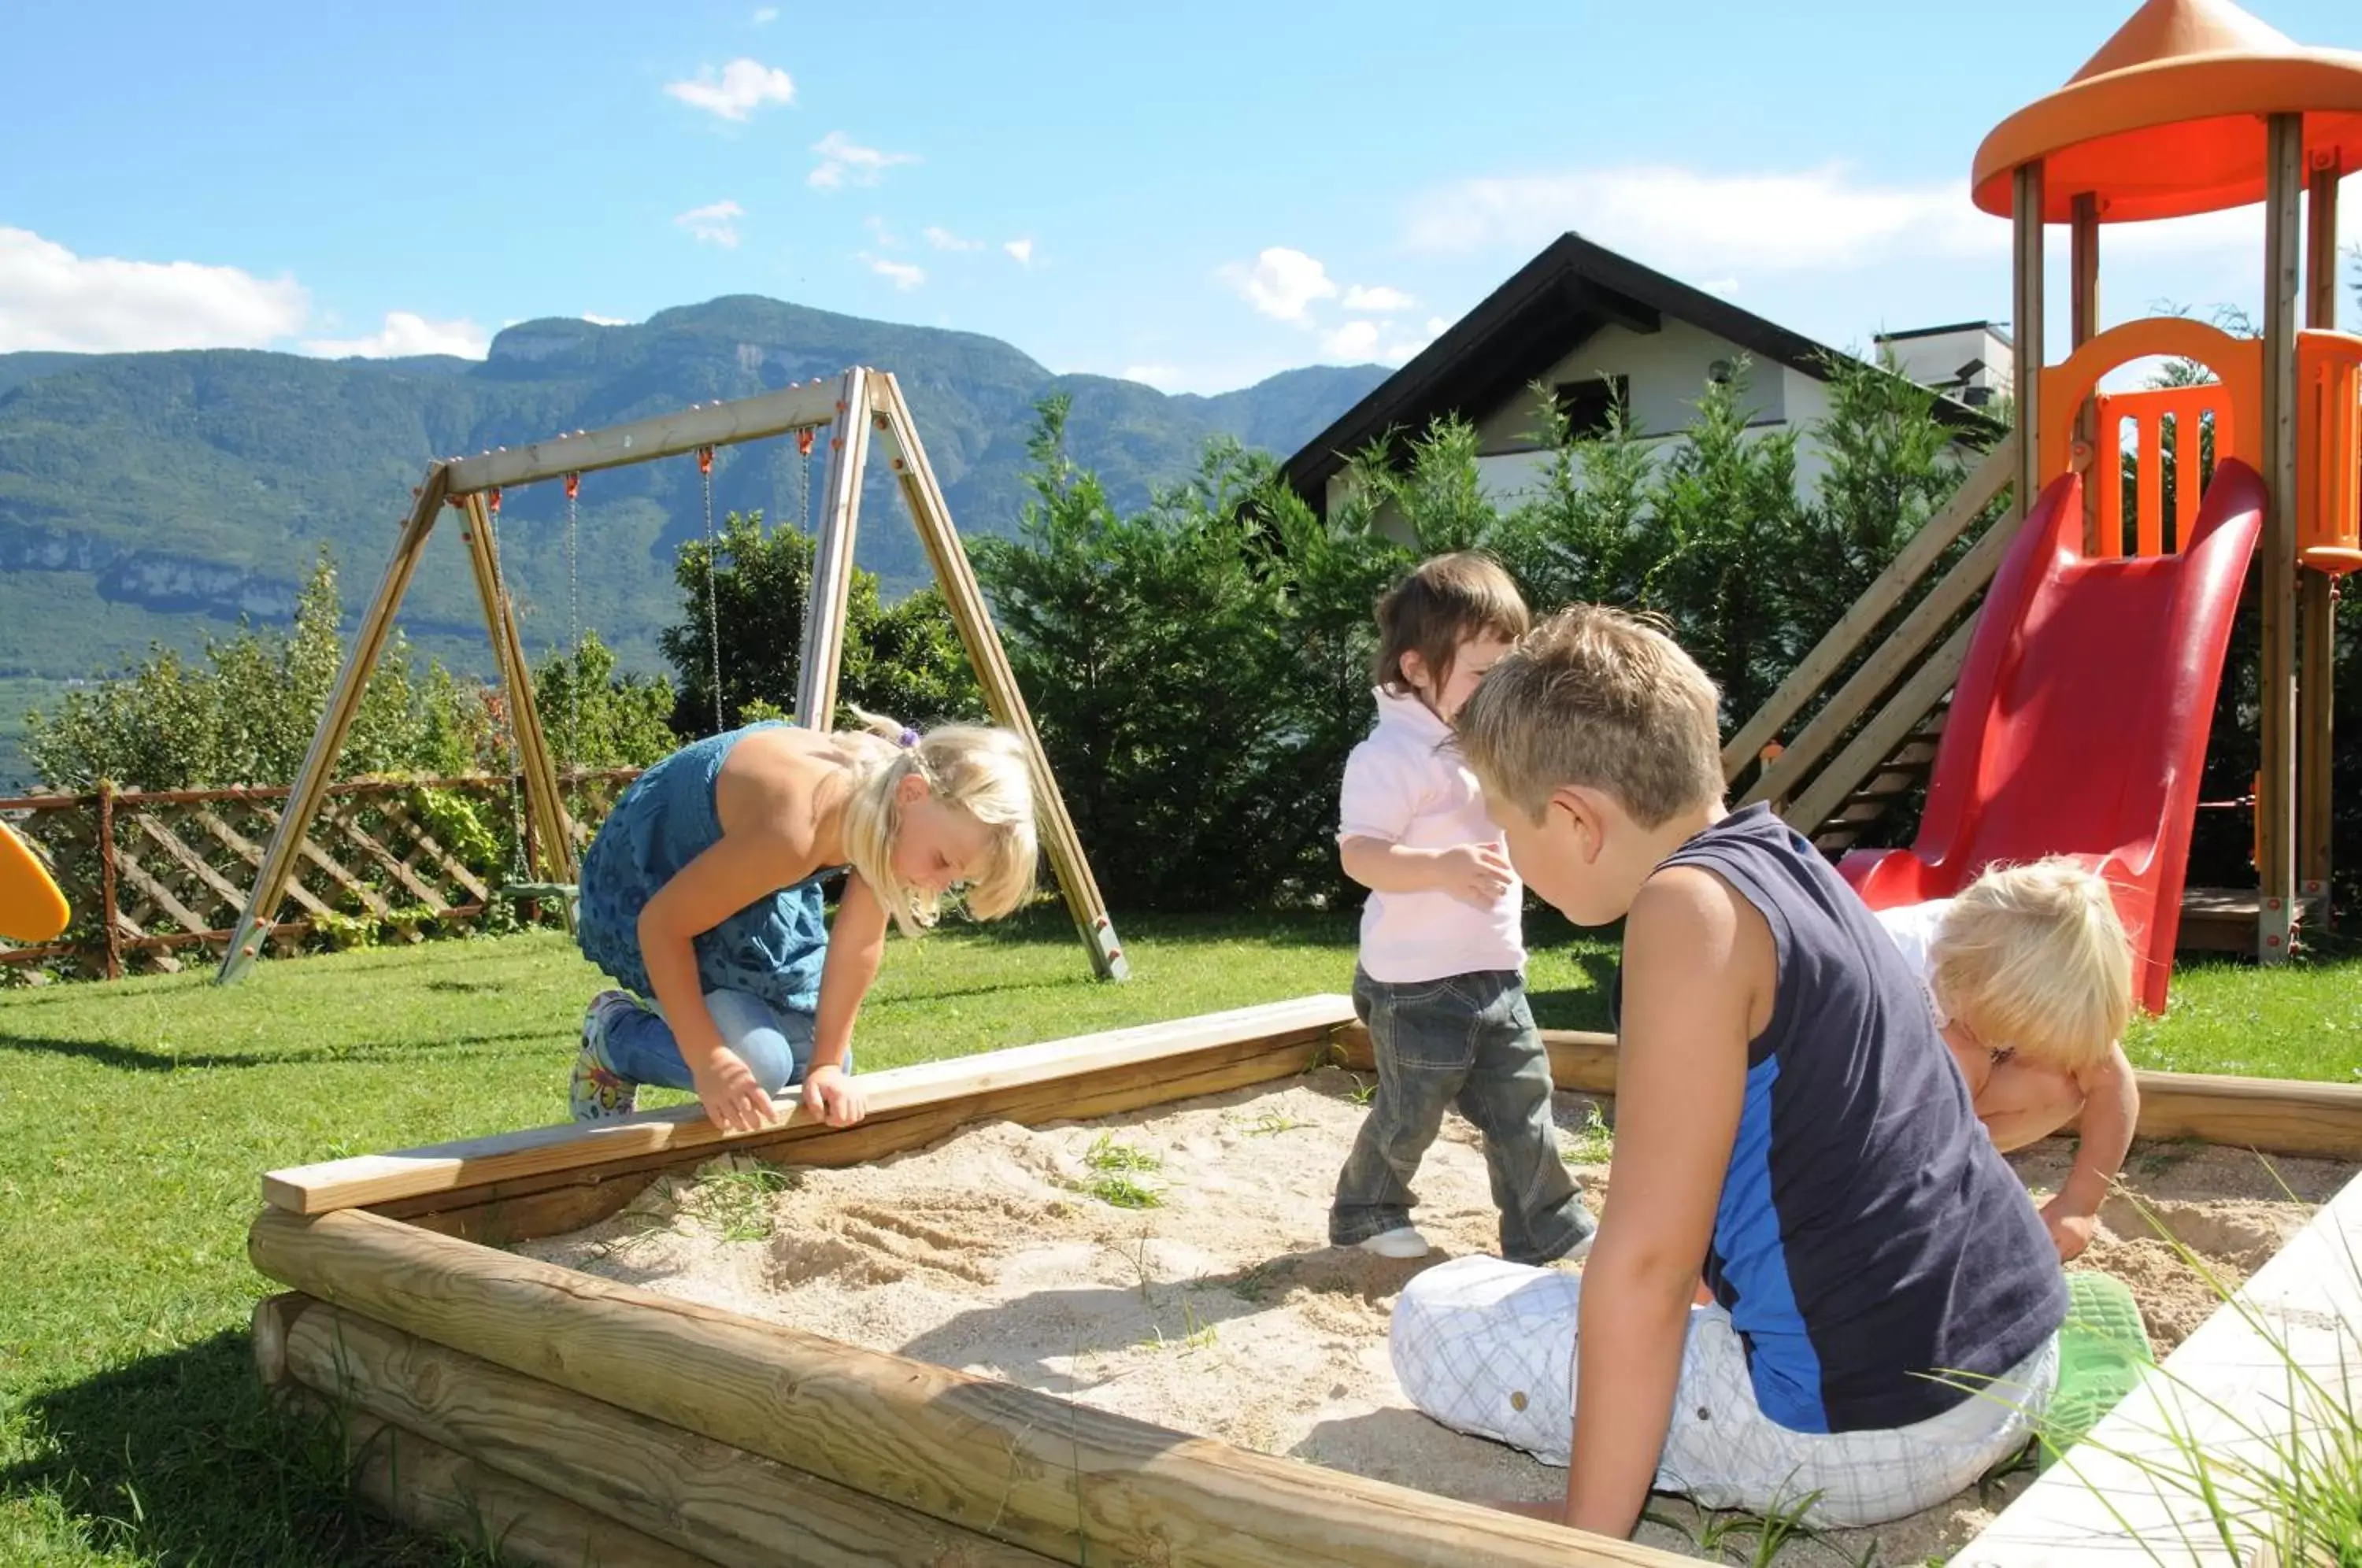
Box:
[213,367,1128,986]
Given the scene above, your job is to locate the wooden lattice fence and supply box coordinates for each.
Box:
[0,770,641,983]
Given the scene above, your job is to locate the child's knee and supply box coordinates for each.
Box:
[704,992,809,1091]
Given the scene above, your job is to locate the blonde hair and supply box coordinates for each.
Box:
[1456,605,1724,827]
[1928,859,2133,1074]
[836,706,1038,939]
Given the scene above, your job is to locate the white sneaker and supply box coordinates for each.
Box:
[1358,1226,1431,1259]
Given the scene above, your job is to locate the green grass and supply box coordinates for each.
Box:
[0,903,2352,1566]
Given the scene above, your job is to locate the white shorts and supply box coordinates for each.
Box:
[1390,1256,2059,1528]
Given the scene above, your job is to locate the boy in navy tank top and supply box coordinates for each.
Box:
[1389,606,2065,1536]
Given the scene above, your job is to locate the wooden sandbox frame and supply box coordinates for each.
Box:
[248,995,2362,1567]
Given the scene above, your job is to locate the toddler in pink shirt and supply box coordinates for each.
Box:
[1330,553,1594,1264]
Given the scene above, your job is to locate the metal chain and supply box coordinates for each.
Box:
[565,471,582,810]
[700,446,724,735]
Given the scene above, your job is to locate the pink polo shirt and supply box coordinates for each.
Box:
[1337,686,1526,984]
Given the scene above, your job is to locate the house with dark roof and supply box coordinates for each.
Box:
[1280,233,2003,521]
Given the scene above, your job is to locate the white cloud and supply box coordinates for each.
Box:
[1004,237,1035,265]
[1404,165,2006,272]
[302,311,489,360]
[0,227,309,352]
[751,6,779,21]
[581,312,633,326]
[864,254,926,290]
[1342,283,1416,312]
[1224,246,1339,321]
[1321,320,1380,359]
[1121,364,1183,389]
[675,199,746,248]
[809,131,919,190]
[924,225,983,252]
[664,58,795,121]
[864,214,904,249]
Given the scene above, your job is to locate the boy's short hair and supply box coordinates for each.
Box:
[1930,859,2133,1075]
[1373,553,1531,696]
[1457,604,1724,827]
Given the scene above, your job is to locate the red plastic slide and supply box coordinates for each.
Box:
[1839,459,2265,1013]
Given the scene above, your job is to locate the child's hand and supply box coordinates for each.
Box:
[2038,1196,2097,1262]
[802,1063,868,1128]
[1438,842,1514,907]
[690,1052,779,1134]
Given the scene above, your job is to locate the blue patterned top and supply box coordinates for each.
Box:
[575,722,840,1017]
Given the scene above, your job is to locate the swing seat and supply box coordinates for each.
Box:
[496,882,579,901]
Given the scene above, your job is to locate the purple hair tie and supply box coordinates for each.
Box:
[898,727,920,749]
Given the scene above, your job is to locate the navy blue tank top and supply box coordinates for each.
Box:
[1622,804,2065,1433]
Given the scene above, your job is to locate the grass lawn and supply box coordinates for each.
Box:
[1,907,2355,1566]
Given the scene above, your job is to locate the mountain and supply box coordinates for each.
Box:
[0,297,1388,785]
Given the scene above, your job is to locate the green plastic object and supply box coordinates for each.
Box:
[2039,1270,2156,1470]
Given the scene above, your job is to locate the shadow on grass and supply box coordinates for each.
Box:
[4,1330,456,1567]
[0,1028,558,1073]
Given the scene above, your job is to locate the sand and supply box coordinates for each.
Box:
[521,1068,2354,1566]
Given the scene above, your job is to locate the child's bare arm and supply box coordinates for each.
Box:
[805,876,888,1127]
[2044,1043,2138,1257]
[638,828,811,1132]
[1339,836,1512,904]
[1560,867,1753,1538]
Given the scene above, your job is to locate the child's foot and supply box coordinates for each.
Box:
[1359,1226,1431,1259]
[570,990,644,1121]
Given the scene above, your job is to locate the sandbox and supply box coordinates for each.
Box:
[249,995,2362,1567]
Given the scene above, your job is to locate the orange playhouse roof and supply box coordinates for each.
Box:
[1972,0,2362,223]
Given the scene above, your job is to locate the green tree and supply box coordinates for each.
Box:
[531,631,679,770]
[23,553,472,790]
[659,509,981,737]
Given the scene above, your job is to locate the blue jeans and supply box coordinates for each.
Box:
[1331,967,1593,1265]
[602,988,836,1092]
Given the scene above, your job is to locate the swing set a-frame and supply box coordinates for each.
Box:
[213,367,1128,986]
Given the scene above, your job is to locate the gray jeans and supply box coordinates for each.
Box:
[1331,967,1594,1265]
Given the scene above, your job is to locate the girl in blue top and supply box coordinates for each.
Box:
[570,712,1038,1133]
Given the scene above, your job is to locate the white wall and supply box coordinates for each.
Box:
[1876,325,2013,397]
[1473,317,1787,453]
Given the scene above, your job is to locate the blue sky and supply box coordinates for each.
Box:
[2,1,2356,394]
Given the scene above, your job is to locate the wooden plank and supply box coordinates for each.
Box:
[1743,512,2016,812]
[1722,434,2015,778]
[278,1298,1061,1568]
[1953,1166,2362,1565]
[460,493,574,887]
[389,1027,1338,1246]
[1337,1023,1619,1097]
[131,812,251,924]
[219,464,450,982]
[111,846,213,936]
[298,833,391,920]
[1784,617,1978,836]
[246,1205,1686,1568]
[265,994,1354,1213]
[2298,161,2340,909]
[872,375,1126,980]
[2013,162,2045,509]
[276,1385,710,1568]
[2072,192,2101,553]
[327,807,448,915]
[189,807,334,920]
[376,799,492,904]
[792,368,872,730]
[444,380,844,497]
[2256,116,2302,963]
[1425,1027,2362,1163]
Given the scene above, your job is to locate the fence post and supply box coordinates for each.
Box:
[96,782,124,982]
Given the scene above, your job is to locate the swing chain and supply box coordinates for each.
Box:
[699,446,724,735]
[797,427,815,533]
[564,471,582,815]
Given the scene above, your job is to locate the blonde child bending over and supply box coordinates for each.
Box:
[1330,553,1594,1267]
[1873,860,2138,1261]
[569,712,1036,1133]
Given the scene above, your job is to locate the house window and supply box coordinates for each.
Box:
[1553,374,1630,438]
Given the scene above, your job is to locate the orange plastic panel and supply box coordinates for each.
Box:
[2297,331,2362,576]
[2042,320,2261,539]
[0,819,68,943]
